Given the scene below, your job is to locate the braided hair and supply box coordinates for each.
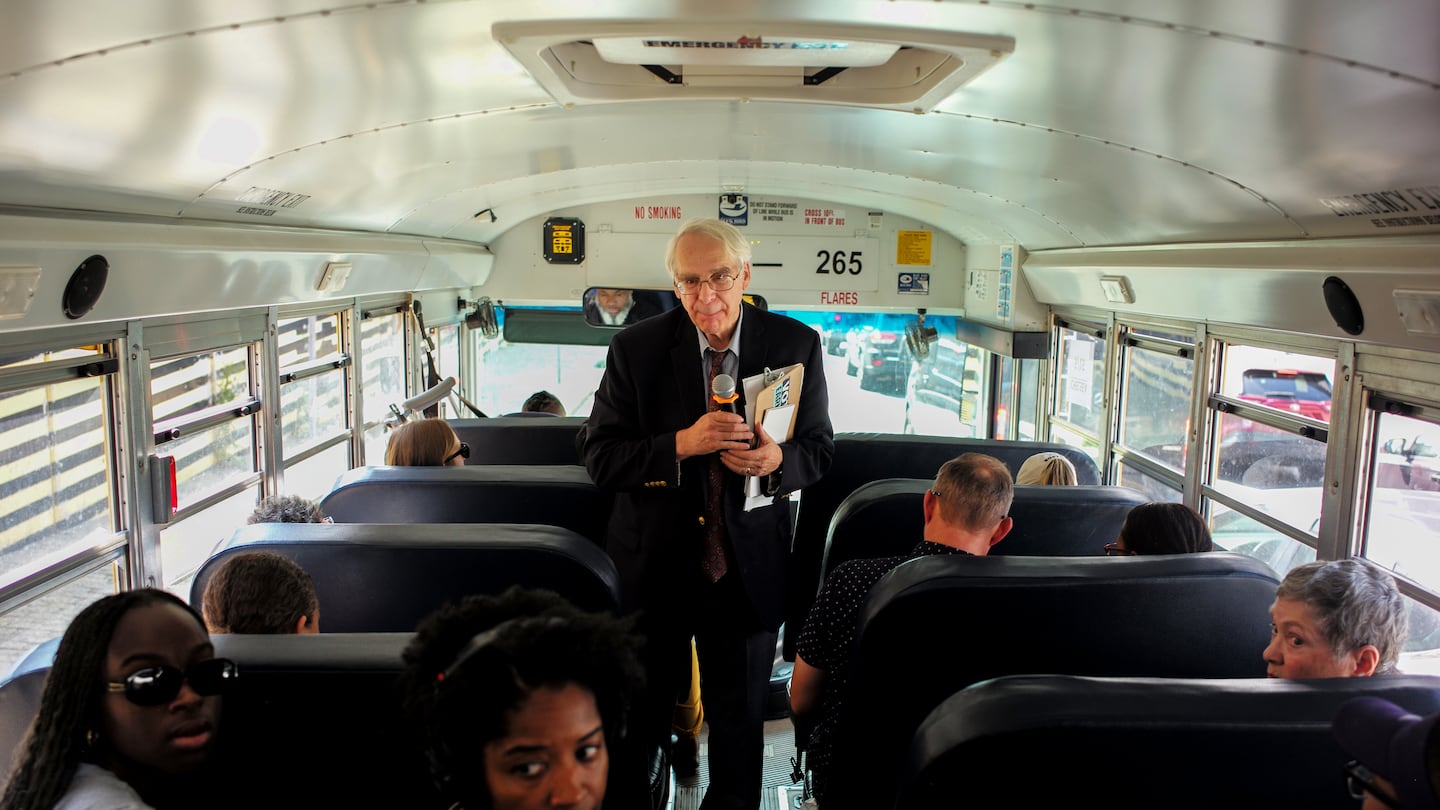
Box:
[0,589,206,810]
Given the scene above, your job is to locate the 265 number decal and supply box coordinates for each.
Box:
[816,250,863,275]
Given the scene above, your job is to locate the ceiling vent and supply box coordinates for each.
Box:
[494,21,1014,112]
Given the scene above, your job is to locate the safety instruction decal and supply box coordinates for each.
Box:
[897,231,932,266]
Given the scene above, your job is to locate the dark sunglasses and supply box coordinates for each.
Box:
[105,657,238,706]
[445,442,470,464]
[1103,542,1136,557]
[1345,760,1402,810]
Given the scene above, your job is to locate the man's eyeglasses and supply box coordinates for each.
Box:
[673,272,738,296]
[105,658,238,707]
[445,442,470,465]
[1103,542,1136,556]
[1345,760,1403,810]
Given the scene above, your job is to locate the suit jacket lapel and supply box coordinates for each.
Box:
[670,311,706,423]
[737,304,767,412]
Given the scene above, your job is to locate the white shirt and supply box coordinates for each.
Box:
[53,763,155,810]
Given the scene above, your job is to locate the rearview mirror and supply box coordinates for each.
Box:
[582,288,675,327]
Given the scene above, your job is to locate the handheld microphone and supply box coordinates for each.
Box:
[711,374,740,415]
[401,377,456,415]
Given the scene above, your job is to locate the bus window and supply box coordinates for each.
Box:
[1,349,115,574]
[1366,411,1440,594]
[1050,322,1107,467]
[150,344,260,589]
[1363,409,1440,673]
[1205,342,1330,569]
[0,566,119,678]
[159,486,260,591]
[1113,328,1194,501]
[151,346,257,506]
[427,323,461,418]
[471,314,608,416]
[1015,358,1040,442]
[360,309,406,463]
[277,312,351,496]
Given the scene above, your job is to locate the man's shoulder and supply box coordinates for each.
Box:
[825,553,911,594]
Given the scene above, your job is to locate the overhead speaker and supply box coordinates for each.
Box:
[1322,276,1364,336]
[63,254,108,319]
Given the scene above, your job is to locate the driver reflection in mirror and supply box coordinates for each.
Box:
[584,288,663,326]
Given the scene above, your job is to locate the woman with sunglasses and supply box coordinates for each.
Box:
[385,418,469,466]
[399,587,642,810]
[1,589,235,810]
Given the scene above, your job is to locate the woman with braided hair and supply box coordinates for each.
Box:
[1,589,234,810]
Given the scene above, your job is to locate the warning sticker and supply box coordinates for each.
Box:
[803,207,846,226]
[897,231,932,266]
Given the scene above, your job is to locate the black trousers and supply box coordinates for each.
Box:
[613,572,777,810]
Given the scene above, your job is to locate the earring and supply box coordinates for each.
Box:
[84,728,99,748]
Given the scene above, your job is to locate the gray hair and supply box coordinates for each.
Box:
[1277,560,1409,674]
[247,494,326,524]
[933,453,1014,532]
[664,218,752,278]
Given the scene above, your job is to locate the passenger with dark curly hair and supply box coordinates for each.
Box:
[246,494,326,525]
[399,587,643,810]
[201,552,320,634]
[0,589,235,810]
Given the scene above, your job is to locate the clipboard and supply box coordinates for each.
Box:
[753,363,803,442]
[741,363,804,510]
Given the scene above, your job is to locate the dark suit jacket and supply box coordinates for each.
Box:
[584,304,834,631]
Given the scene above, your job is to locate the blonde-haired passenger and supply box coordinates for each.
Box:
[385,418,468,466]
[1015,452,1078,486]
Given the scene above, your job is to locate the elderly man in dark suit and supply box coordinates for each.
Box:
[584,218,834,809]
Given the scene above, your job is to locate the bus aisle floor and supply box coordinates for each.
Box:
[673,717,801,810]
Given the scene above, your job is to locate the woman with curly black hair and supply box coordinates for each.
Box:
[399,587,643,810]
[1,589,235,810]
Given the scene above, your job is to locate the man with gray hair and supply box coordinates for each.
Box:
[585,217,834,808]
[1263,559,1409,679]
[790,452,1014,805]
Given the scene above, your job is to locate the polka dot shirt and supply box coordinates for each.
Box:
[794,541,972,799]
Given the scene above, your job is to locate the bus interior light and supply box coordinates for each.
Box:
[1394,290,1440,336]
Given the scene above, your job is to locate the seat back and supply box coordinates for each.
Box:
[209,633,444,809]
[318,465,608,543]
[190,523,620,632]
[824,552,1279,810]
[900,673,1440,809]
[208,632,661,810]
[0,668,48,792]
[447,416,585,465]
[820,480,1149,584]
[786,434,1099,655]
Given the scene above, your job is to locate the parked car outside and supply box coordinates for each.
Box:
[1375,428,1440,493]
[844,314,911,394]
[1238,368,1332,421]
